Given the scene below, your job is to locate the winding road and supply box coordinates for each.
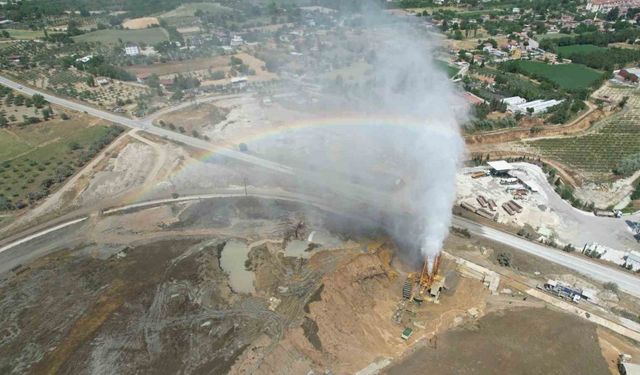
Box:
[1,74,640,298]
[1,189,640,299]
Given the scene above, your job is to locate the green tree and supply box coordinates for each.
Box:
[31,94,47,108]
[42,107,52,121]
[14,94,25,106]
[606,7,620,21]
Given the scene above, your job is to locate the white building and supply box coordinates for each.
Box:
[624,252,640,271]
[230,35,244,47]
[586,0,640,12]
[75,55,93,63]
[527,39,540,50]
[96,77,110,86]
[502,96,527,107]
[483,46,509,60]
[231,76,248,88]
[124,45,140,56]
[502,96,564,115]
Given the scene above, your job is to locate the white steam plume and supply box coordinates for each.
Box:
[354,7,467,266]
[248,3,467,267]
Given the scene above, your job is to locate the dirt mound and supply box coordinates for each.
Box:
[231,252,404,375]
[307,254,404,372]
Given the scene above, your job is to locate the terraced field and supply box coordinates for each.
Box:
[530,88,640,179]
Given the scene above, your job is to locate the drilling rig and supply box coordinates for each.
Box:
[402,254,445,303]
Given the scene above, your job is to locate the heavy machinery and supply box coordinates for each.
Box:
[402,254,446,303]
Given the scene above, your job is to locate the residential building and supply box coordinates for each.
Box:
[230,35,244,47]
[624,252,640,271]
[586,0,640,13]
[124,45,140,56]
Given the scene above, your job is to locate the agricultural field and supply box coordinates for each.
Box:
[557,44,608,56]
[126,55,232,77]
[1,29,45,40]
[538,33,573,40]
[436,60,461,78]
[21,68,154,114]
[127,52,276,84]
[53,78,152,110]
[512,60,604,91]
[529,87,640,179]
[72,28,169,45]
[0,113,123,211]
[159,2,234,26]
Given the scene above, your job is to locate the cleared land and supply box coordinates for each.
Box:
[72,28,169,45]
[538,32,573,40]
[159,2,233,26]
[122,17,160,30]
[385,307,610,375]
[126,52,276,84]
[529,89,640,178]
[126,55,231,77]
[157,102,228,135]
[0,113,122,210]
[161,2,232,17]
[513,60,603,91]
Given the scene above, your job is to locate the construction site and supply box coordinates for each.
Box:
[0,6,639,375]
[2,186,640,374]
[0,77,638,373]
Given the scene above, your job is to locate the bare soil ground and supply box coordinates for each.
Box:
[126,52,277,84]
[157,102,229,135]
[122,17,159,29]
[384,307,610,375]
[1,195,639,374]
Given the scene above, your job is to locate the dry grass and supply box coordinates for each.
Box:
[122,17,160,30]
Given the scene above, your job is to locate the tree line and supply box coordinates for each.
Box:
[559,48,640,71]
[540,28,640,50]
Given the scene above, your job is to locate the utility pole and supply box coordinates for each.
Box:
[244,177,248,197]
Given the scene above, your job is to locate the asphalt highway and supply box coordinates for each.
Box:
[1,75,639,297]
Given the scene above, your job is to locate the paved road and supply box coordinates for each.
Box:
[2,190,640,298]
[1,74,639,296]
[0,217,87,254]
[0,75,294,175]
[452,215,640,298]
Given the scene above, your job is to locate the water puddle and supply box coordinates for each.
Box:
[220,240,255,294]
[284,231,344,259]
[284,240,312,258]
